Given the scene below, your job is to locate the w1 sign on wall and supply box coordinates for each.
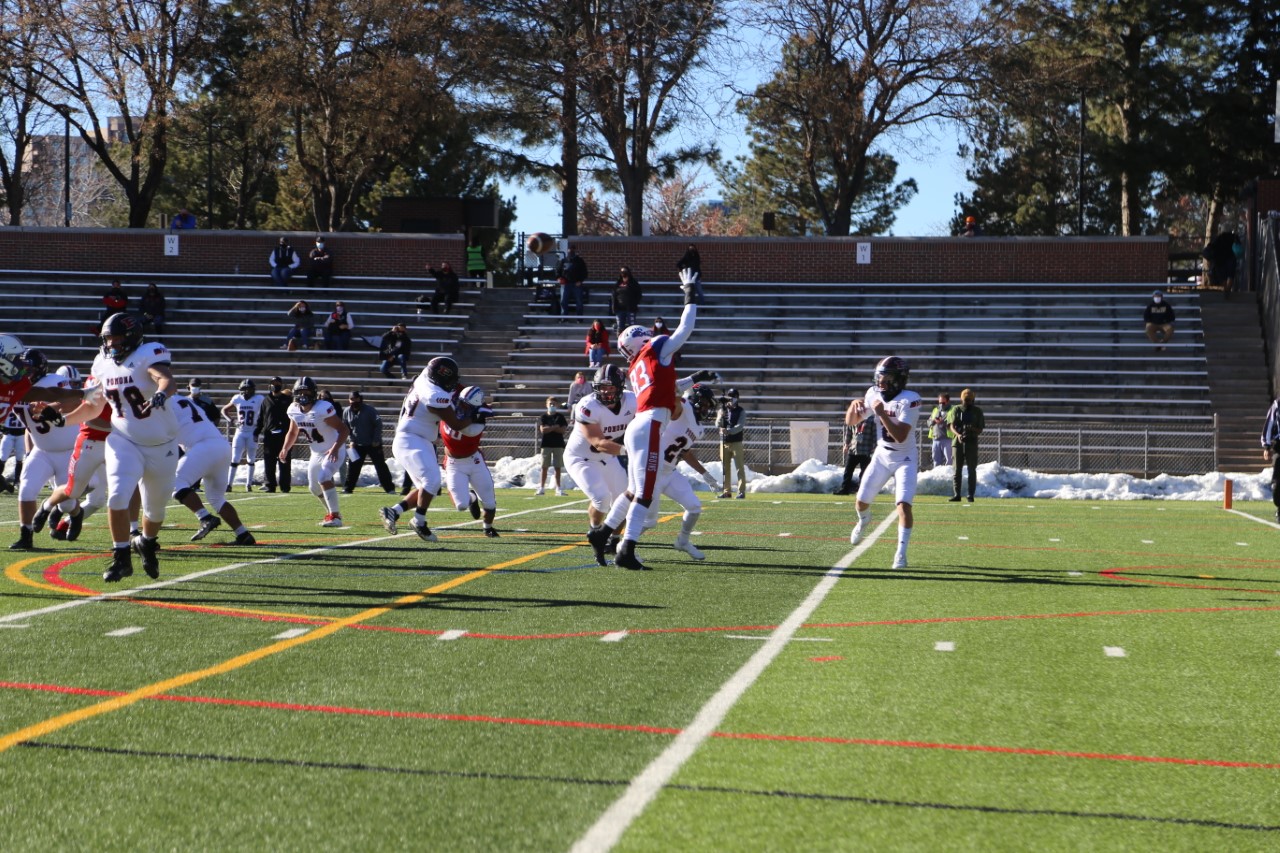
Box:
[856,242,871,264]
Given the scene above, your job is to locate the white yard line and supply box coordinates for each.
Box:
[601,631,628,643]
[0,499,585,626]
[104,626,145,637]
[438,629,467,641]
[934,641,955,652]
[570,512,896,853]
[1104,646,1127,658]
[1225,508,1280,530]
[271,628,310,640]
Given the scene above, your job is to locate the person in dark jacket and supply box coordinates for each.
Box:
[836,418,876,495]
[378,323,412,379]
[342,390,395,493]
[269,238,300,286]
[140,282,166,335]
[948,388,985,502]
[716,389,747,498]
[306,237,334,287]
[585,320,610,368]
[676,244,704,301]
[425,262,460,314]
[1143,290,1175,350]
[98,279,128,331]
[259,377,293,493]
[556,246,588,316]
[611,267,642,332]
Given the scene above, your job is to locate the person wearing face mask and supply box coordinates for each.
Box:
[259,377,293,493]
[536,396,568,496]
[1143,289,1175,351]
[307,237,333,287]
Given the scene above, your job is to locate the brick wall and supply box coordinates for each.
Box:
[1257,179,1280,216]
[0,227,1167,283]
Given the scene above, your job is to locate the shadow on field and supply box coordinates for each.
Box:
[690,561,1129,589]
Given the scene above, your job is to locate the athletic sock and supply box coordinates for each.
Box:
[322,487,339,515]
[680,511,700,538]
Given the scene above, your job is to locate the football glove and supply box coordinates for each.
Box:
[37,406,65,427]
[678,268,700,305]
[688,369,720,384]
[150,391,168,410]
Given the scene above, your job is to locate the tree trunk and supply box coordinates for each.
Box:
[560,74,579,236]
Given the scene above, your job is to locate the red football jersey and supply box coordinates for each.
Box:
[629,340,676,413]
[0,376,34,421]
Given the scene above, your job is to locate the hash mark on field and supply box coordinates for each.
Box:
[601,631,628,643]
[1068,571,1083,577]
[778,532,792,537]
[1236,542,1249,547]
[272,628,309,640]
[725,635,769,641]
[438,630,467,641]
[105,627,145,637]
[1141,540,1154,544]
[1104,646,1127,658]
[0,624,29,629]
[1049,538,1061,542]
[957,536,969,540]
[934,641,955,652]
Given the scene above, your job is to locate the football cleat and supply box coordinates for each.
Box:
[66,512,84,541]
[132,534,160,579]
[380,505,399,534]
[233,530,257,546]
[850,521,867,545]
[190,515,222,542]
[410,518,437,542]
[605,535,620,556]
[673,535,705,561]
[47,506,63,532]
[892,553,908,570]
[483,527,499,538]
[50,519,69,541]
[103,548,133,582]
[585,527,610,567]
[9,527,33,551]
[31,505,51,533]
[319,514,343,528]
[614,548,648,572]
[468,490,481,520]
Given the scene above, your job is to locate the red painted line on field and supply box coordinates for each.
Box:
[809,656,844,662]
[1100,566,1280,595]
[5,678,1278,771]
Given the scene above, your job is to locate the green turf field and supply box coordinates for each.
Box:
[1,489,1278,851]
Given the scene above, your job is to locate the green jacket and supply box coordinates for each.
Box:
[927,404,952,441]
[947,403,984,444]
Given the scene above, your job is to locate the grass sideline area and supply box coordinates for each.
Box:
[1,490,1278,850]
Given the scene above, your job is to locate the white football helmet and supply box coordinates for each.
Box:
[56,364,81,385]
[617,325,653,361]
[0,334,27,383]
[457,385,484,408]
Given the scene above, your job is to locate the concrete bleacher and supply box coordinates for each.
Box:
[492,281,1211,423]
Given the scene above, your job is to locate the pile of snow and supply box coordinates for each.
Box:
[337,455,1274,502]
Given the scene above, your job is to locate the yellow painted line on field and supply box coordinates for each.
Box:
[6,556,74,596]
[0,543,580,755]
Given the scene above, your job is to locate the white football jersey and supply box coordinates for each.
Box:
[16,375,77,453]
[287,399,343,452]
[2,408,22,432]
[173,395,225,449]
[860,386,923,452]
[565,391,638,460]
[395,377,455,441]
[227,393,265,433]
[90,342,179,446]
[656,401,707,476]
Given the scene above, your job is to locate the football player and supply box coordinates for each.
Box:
[379,356,471,541]
[565,364,636,553]
[640,383,721,560]
[439,385,499,538]
[42,367,118,543]
[7,351,79,551]
[222,378,265,491]
[0,390,24,493]
[0,333,103,427]
[846,355,922,569]
[172,393,256,545]
[91,313,181,582]
[279,376,350,527]
[586,269,701,571]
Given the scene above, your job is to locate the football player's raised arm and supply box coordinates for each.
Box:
[660,303,698,365]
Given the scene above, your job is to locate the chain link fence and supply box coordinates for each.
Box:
[408,416,1216,477]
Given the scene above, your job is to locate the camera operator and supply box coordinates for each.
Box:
[947,388,984,502]
[1261,396,1280,523]
[716,388,747,498]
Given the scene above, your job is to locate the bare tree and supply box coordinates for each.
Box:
[0,0,50,225]
[744,0,1002,236]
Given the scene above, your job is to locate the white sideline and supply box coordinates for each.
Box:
[0,499,585,625]
[570,512,897,853]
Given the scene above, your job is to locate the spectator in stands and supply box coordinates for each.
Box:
[585,320,610,369]
[556,245,588,316]
[1143,289,1175,351]
[379,323,412,379]
[185,379,222,423]
[928,392,954,468]
[960,216,981,237]
[836,418,876,495]
[269,237,301,287]
[423,261,460,315]
[260,377,293,493]
[342,390,395,494]
[307,237,334,288]
[717,388,747,498]
[536,396,567,496]
[611,267,642,333]
[99,279,128,330]
[566,371,590,421]
[1203,230,1239,297]
[322,301,355,350]
[676,244,705,302]
[283,299,316,350]
[948,388,984,502]
[170,207,197,229]
[140,282,166,336]
[1261,396,1280,523]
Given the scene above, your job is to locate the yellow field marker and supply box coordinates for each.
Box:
[0,543,579,754]
[5,556,74,596]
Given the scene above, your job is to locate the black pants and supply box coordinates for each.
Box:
[1271,454,1280,509]
[429,288,456,314]
[261,431,291,492]
[841,453,871,492]
[953,441,978,499]
[345,444,394,492]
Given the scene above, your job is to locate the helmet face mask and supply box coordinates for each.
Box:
[0,334,28,384]
[617,325,652,361]
[239,379,256,396]
[591,364,623,409]
[100,313,144,364]
[874,356,910,399]
[292,376,318,407]
[22,349,48,382]
[426,356,459,390]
